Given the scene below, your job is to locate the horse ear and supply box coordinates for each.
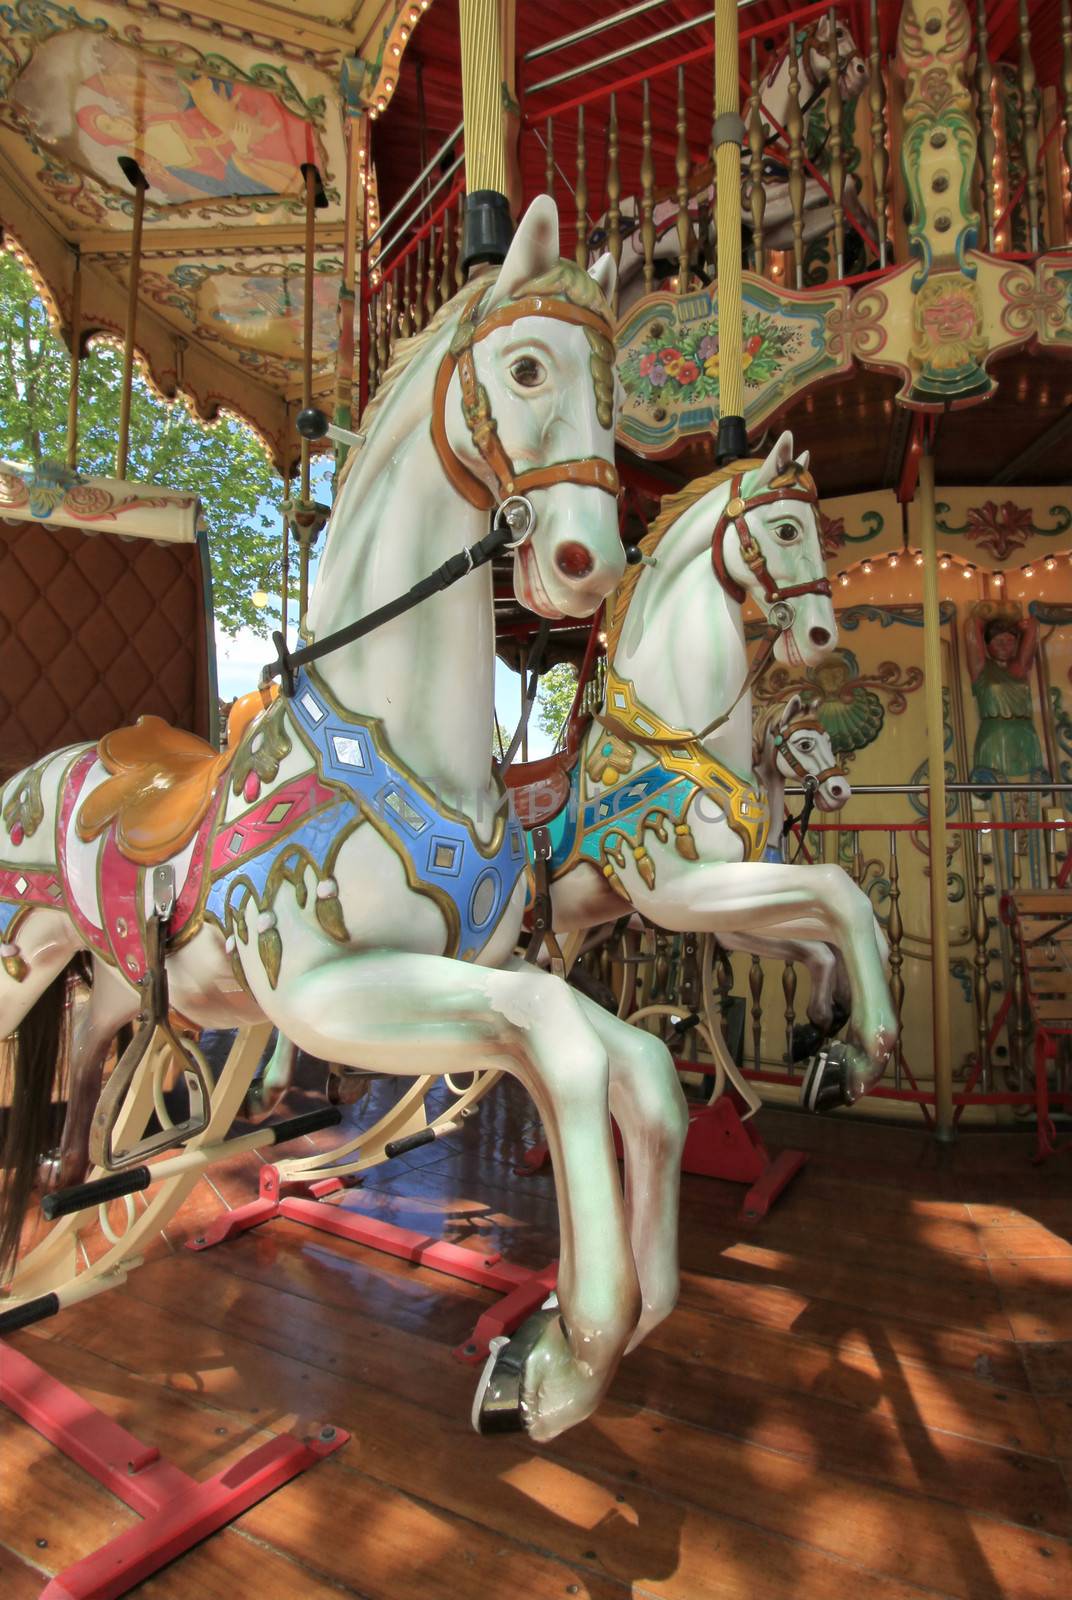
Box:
[782,692,805,726]
[488,196,559,307]
[752,430,796,489]
[588,252,617,304]
[797,448,811,472]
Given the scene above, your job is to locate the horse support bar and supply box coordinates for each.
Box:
[41,1105,343,1221]
[0,1254,142,1334]
[384,1116,463,1160]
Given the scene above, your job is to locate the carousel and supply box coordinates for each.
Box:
[1,3,1071,1597]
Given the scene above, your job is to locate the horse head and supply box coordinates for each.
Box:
[711,431,838,669]
[766,692,850,811]
[807,11,869,100]
[437,195,625,620]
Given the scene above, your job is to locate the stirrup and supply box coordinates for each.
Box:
[800,1040,857,1114]
[87,865,213,1170]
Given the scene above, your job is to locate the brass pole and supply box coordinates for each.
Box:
[65,249,82,471]
[297,161,317,627]
[116,164,147,479]
[919,448,954,1139]
[713,0,746,462]
[459,0,514,270]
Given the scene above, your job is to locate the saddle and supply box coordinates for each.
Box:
[503,749,577,829]
[76,687,277,866]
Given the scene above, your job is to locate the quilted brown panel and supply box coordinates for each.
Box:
[1,519,215,775]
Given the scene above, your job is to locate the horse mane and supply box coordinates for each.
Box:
[335,256,613,495]
[604,457,764,661]
[751,698,786,770]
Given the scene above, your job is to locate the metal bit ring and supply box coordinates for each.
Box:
[495,494,537,549]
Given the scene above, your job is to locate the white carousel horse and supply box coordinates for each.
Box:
[0,197,689,1444]
[527,431,896,1107]
[596,12,871,314]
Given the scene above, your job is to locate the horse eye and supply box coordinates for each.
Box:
[776,523,798,542]
[510,356,546,388]
[797,740,814,753]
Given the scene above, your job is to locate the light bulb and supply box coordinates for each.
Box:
[839,573,849,587]
[914,552,924,566]
[939,557,950,569]
[1045,557,1056,571]
[1023,565,1035,577]
[888,554,899,568]
[861,560,872,575]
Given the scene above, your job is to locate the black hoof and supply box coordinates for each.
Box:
[472,1311,553,1436]
[800,1041,858,1114]
[790,1022,824,1063]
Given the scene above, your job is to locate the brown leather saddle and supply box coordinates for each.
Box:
[76,685,277,867]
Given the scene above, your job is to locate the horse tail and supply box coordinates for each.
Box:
[0,961,74,1276]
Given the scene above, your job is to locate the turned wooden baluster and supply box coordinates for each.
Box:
[383,282,395,369]
[715,941,734,1025]
[545,117,555,198]
[975,0,997,252]
[607,92,622,316]
[575,105,588,269]
[826,8,846,279]
[641,77,656,296]
[869,0,889,267]
[973,831,993,1087]
[1018,0,1041,251]
[675,65,691,291]
[425,224,437,322]
[749,954,764,1072]
[1062,0,1072,225]
[439,210,451,307]
[787,23,806,287]
[413,235,426,332]
[748,39,766,272]
[376,281,388,378]
[782,959,798,1066]
[1009,844,1028,1089]
[367,291,380,398]
[454,199,465,289]
[887,828,905,1088]
[400,253,413,340]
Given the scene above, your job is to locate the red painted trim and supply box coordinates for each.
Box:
[0,1339,347,1600]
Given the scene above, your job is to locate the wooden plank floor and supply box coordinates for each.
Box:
[3,1074,1072,1599]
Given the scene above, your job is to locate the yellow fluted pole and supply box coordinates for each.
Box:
[65,249,81,471]
[116,163,147,479]
[459,0,514,270]
[919,447,954,1139]
[714,0,747,462]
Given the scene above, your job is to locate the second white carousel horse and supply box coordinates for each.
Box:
[0,197,689,1443]
[531,431,896,1106]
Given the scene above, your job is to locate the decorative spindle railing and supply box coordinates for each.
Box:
[514,0,1072,300]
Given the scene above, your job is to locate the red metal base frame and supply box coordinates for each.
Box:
[517,1083,807,1223]
[188,1164,558,1365]
[0,1338,347,1600]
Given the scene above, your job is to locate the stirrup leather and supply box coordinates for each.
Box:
[88,865,214,1170]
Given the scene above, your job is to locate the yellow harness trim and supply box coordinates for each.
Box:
[601,670,772,862]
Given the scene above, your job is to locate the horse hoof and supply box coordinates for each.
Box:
[800,1041,858,1114]
[327,1067,370,1107]
[790,1022,824,1063]
[472,1312,555,1436]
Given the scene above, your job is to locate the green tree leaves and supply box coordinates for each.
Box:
[0,249,284,638]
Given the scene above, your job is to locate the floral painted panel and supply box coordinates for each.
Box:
[615,277,852,458]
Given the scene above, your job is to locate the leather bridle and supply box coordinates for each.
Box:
[771,716,846,790]
[709,461,832,624]
[430,287,620,520]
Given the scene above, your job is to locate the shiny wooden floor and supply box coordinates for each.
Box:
[2,1073,1072,1600]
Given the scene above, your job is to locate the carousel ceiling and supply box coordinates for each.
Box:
[0,0,413,466]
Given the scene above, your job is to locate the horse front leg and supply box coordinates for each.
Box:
[638,861,896,1101]
[246,942,642,1443]
[569,987,688,1352]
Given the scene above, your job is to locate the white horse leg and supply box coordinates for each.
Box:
[259,947,642,1443]
[640,861,896,1095]
[570,989,688,1351]
[50,961,138,1187]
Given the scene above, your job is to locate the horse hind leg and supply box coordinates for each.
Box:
[43,960,138,1189]
[0,909,84,1275]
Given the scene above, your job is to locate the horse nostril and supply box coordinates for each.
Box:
[810,626,831,647]
[555,541,595,580]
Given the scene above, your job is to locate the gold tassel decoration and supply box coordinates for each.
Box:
[315,878,349,943]
[674,822,699,861]
[633,844,656,890]
[257,912,283,989]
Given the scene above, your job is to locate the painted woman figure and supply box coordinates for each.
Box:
[965,605,1044,782]
[965,603,1047,884]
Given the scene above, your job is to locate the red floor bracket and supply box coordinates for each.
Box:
[187,1164,558,1365]
[517,1083,807,1223]
[0,1338,347,1600]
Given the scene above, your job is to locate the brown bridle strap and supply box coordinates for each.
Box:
[430,289,621,511]
[772,719,846,787]
[710,466,832,608]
